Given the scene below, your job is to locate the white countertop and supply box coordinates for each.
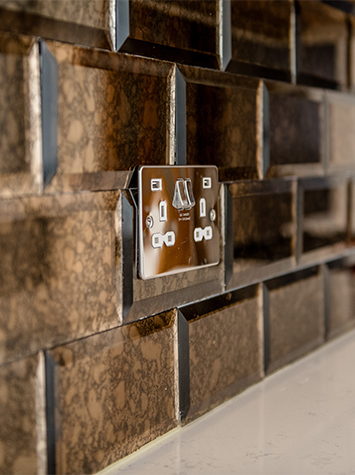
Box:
[102,329,355,475]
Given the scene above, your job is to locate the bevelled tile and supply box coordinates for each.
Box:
[0,353,46,475]
[326,92,355,172]
[265,267,324,373]
[180,286,262,424]
[44,42,173,193]
[227,179,296,289]
[228,0,292,80]
[47,310,178,474]
[297,1,348,89]
[122,0,221,68]
[178,66,260,181]
[266,82,324,177]
[0,191,121,365]
[299,177,348,263]
[326,259,355,340]
[0,31,42,198]
[0,0,115,50]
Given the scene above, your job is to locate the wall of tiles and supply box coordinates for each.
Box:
[2,1,355,473]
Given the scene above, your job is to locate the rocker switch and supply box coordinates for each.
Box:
[159,201,167,221]
[172,179,186,210]
[184,179,195,210]
[172,178,195,210]
[200,198,206,217]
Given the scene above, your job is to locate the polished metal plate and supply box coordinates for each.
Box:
[138,166,220,279]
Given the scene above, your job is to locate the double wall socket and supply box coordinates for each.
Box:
[138,166,220,279]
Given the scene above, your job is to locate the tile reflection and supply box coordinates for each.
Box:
[181,68,259,180]
[326,259,355,339]
[230,181,294,272]
[301,179,348,254]
[267,83,323,176]
[265,267,324,373]
[297,1,347,88]
[229,0,292,78]
[124,1,220,67]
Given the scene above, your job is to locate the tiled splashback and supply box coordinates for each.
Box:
[2,1,355,474]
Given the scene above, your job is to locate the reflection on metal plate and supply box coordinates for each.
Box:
[138,166,220,279]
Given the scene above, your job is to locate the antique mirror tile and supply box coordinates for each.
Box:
[326,259,355,340]
[299,178,348,262]
[266,82,324,177]
[229,180,295,277]
[122,0,221,68]
[44,42,173,193]
[178,66,260,181]
[326,92,355,172]
[297,1,348,89]
[180,286,263,424]
[0,31,42,198]
[229,0,292,79]
[265,267,324,373]
[0,353,46,475]
[0,191,121,364]
[0,0,115,50]
[47,310,178,474]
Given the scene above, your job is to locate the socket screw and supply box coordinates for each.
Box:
[145,215,154,228]
[209,209,216,222]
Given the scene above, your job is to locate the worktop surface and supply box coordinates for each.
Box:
[102,329,355,475]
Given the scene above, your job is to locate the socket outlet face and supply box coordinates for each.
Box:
[138,166,220,279]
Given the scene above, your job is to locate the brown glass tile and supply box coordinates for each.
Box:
[229,0,292,79]
[229,180,295,274]
[297,1,348,89]
[179,66,259,181]
[300,178,348,258]
[326,92,355,171]
[267,82,324,177]
[48,310,178,474]
[0,0,114,50]
[326,260,355,339]
[124,0,220,68]
[0,353,46,475]
[181,286,262,423]
[0,31,42,198]
[265,267,324,373]
[0,191,121,365]
[44,42,173,193]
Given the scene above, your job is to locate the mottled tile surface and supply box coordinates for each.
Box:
[297,1,347,88]
[268,85,322,173]
[183,286,262,423]
[230,0,291,73]
[0,31,42,198]
[182,67,259,180]
[230,180,294,272]
[129,0,218,55]
[48,311,177,474]
[0,353,46,475]
[327,93,355,170]
[0,191,120,364]
[301,179,348,255]
[1,0,114,49]
[3,0,109,28]
[45,42,172,192]
[266,268,324,373]
[327,261,355,339]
